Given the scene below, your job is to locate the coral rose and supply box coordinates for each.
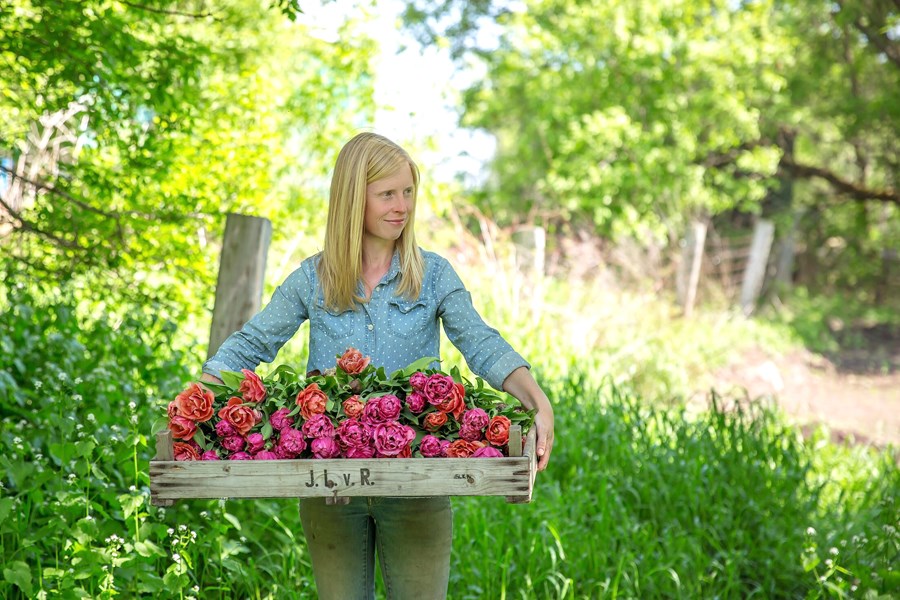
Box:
[343,395,365,418]
[445,439,480,458]
[423,411,448,432]
[173,442,200,461]
[238,369,267,403]
[173,382,215,422]
[337,347,370,375]
[295,383,328,420]
[436,389,465,420]
[168,415,197,441]
[217,397,262,436]
[486,415,512,446]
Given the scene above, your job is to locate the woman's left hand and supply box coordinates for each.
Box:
[532,404,555,471]
[502,366,555,471]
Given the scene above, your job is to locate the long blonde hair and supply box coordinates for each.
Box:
[318,133,425,312]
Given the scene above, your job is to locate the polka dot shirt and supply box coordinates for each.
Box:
[203,249,530,390]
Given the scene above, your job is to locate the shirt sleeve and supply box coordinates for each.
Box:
[435,258,530,390]
[202,266,311,378]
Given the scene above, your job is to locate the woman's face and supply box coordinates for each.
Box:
[363,163,415,248]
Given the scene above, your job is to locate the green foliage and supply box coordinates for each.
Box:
[403,0,899,270]
[2,279,897,598]
[1,0,375,309]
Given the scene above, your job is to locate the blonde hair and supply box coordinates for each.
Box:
[318,133,425,312]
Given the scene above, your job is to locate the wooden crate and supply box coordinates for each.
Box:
[150,425,536,506]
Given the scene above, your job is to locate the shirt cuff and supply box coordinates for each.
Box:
[202,359,234,380]
[484,352,531,391]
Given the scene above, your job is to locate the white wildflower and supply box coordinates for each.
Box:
[806,527,816,536]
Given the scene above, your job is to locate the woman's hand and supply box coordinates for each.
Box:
[502,367,555,471]
[200,373,223,385]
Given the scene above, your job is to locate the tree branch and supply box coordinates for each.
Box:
[778,156,899,205]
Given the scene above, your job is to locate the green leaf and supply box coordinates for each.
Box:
[75,440,96,458]
[0,497,13,524]
[193,428,208,451]
[261,421,273,440]
[134,540,166,558]
[219,370,245,390]
[395,356,440,379]
[3,561,32,596]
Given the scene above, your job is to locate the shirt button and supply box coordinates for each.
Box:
[367,324,374,331]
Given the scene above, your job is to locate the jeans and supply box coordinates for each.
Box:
[298,496,453,599]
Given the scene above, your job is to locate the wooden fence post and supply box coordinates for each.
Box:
[740,219,775,316]
[676,221,707,317]
[208,213,272,359]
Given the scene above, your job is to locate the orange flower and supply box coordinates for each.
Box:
[173,442,200,461]
[486,415,512,446]
[337,348,370,375]
[238,369,267,403]
[217,397,261,436]
[295,383,328,420]
[173,383,215,422]
[423,411,448,432]
[445,439,480,458]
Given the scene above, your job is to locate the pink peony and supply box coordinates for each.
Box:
[277,428,307,457]
[344,445,376,459]
[423,374,455,405]
[419,435,445,458]
[229,452,253,460]
[405,392,426,413]
[336,418,372,450]
[361,394,402,425]
[238,369,267,403]
[270,408,295,431]
[254,450,279,460]
[462,408,489,430]
[200,450,220,460]
[215,419,237,438]
[409,372,428,392]
[302,414,335,439]
[246,432,265,454]
[311,436,341,459]
[459,424,484,442]
[472,446,504,458]
[222,435,245,453]
[372,421,416,457]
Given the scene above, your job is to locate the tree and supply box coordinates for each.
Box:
[0,0,375,306]
[402,0,898,248]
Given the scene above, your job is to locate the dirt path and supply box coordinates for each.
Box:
[710,346,900,449]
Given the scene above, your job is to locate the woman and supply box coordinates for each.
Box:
[201,132,554,599]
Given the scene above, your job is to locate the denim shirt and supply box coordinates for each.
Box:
[203,249,529,391]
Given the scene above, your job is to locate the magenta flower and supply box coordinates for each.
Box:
[200,450,220,461]
[229,452,252,460]
[215,420,237,438]
[311,436,341,459]
[462,408,489,430]
[419,435,444,458]
[222,435,245,453]
[409,372,428,392]
[302,414,335,439]
[277,428,307,457]
[344,445,376,458]
[406,392,427,413]
[254,450,279,460]
[362,394,402,425]
[373,421,416,456]
[423,374,455,405]
[336,418,372,450]
[246,432,265,454]
[270,408,295,431]
[472,446,504,458]
[459,424,484,442]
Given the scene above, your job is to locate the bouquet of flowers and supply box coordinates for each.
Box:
[164,348,535,461]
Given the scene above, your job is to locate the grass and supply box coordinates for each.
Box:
[2,257,898,599]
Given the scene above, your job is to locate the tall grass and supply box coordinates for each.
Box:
[2,251,897,599]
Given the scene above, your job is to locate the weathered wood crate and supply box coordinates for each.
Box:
[150,425,536,506]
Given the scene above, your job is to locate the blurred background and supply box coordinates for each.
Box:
[1,0,897,598]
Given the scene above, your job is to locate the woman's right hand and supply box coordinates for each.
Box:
[200,373,223,385]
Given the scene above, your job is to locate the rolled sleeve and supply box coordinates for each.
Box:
[202,266,311,377]
[435,259,530,390]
